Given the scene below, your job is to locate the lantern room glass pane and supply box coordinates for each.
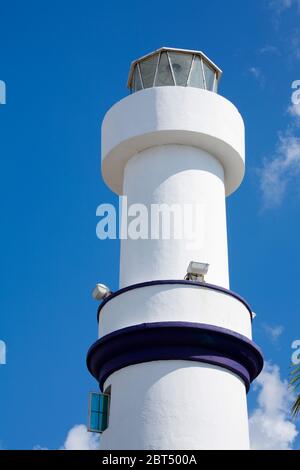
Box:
[133,65,143,92]
[129,50,219,93]
[203,61,215,91]
[140,54,159,89]
[155,52,175,86]
[213,76,218,93]
[168,52,193,86]
[188,56,205,89]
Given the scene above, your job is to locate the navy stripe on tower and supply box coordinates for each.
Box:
[87,322,263,392]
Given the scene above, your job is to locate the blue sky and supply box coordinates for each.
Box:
[0,0,300,450]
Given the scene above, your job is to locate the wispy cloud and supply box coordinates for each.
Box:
[258,132,300,207]
[267,0,300,38]
[249,362,299,449]
[288,103,300,118]
[249,67,261,78]
[289,29,300,59]
[258,78,300,208]
[268,0,300,15]
[262,323,284,343]
[268,0,294,15]
[249,67,265,87]
[289,105,300,118]
[259,45,281,56]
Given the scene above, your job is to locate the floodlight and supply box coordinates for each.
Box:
[185,261,209,282]
[92,283,111,301]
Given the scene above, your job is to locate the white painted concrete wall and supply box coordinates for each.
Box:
[98,84,250,450]
[120,145,229,288]
[100,361,250,450]
[99,283,252,339]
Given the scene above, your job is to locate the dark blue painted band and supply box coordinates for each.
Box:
[97,280,253,322]
[87,322,263,392]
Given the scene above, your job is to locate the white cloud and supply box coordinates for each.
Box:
[288,102,300,118]
[267,0,300,36]
[259,45,281,55]
[263,324,284,343]
[258,78,300,207]
[61,424,99,450]
[268,0,297,14]
[289,29,300,60]
[249,362,298,449]
[249,67,265,88]
[249,67,262,79]
[258,132,300,207]
[34,424,99,450]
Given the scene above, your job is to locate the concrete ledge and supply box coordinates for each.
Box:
[101,87,245,195]
[87,322,263,392]
[97,280,253,339]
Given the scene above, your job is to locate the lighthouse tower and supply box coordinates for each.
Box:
[87,47,263,450]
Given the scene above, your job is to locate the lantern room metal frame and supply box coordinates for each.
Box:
[127,47,223,93]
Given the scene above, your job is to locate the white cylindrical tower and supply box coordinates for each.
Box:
[87,47,263,450]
